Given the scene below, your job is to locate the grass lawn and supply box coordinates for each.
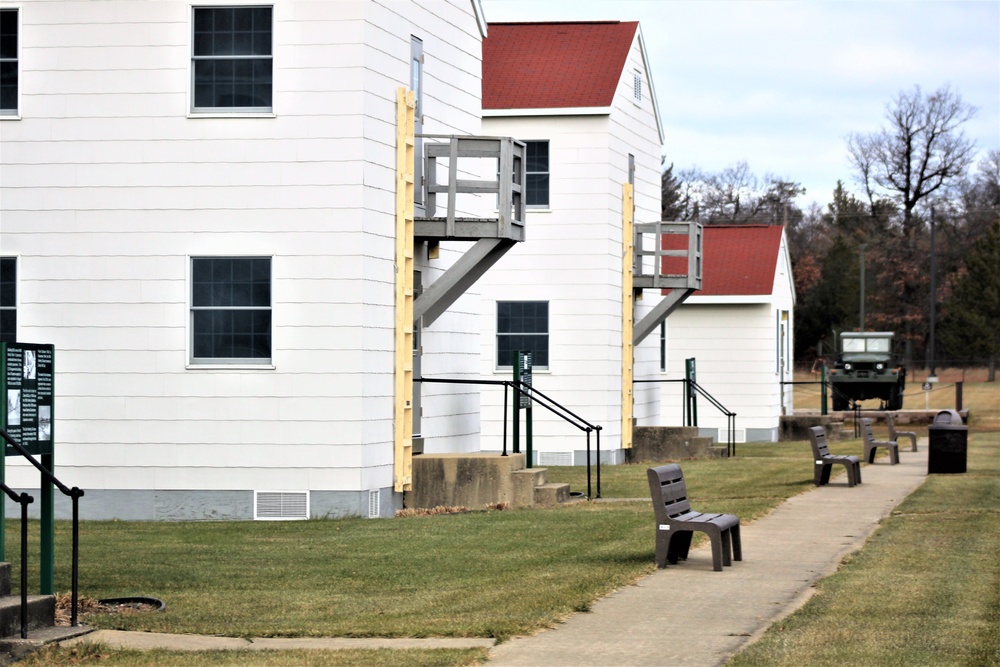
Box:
[6,420,998,665]
[727,430,1000,666]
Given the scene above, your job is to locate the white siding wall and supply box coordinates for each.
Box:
[0,0,484,515]
[660,303,780,438]
[659,235,797,441]
[610,34,662,427]
[478,32,662,458]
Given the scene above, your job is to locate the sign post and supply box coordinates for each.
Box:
[1,342,56,594]
[513,351,533,467]
[685,357,698,427]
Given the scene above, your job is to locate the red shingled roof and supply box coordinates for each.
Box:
[664,225,784,296]
[483,22,639,110]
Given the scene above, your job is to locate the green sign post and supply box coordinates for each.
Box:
[1,342,56,594]
[685,357,698,427]
[512,351,534,467]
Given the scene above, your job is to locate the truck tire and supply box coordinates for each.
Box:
[832,393,849,411]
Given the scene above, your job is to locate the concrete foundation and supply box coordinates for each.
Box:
[406,453,572,510]
[628,426,727,463]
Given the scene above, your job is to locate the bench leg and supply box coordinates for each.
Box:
[730,523,742,562]
[654,530,670,568]
[708,530,724,571]
[891,447,899,464]
[853,461,862,485]
[667,531,693,565]
[720,529,732,567]
[816,464,832,486]
[865,445,876,464]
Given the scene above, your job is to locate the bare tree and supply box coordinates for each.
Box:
[674,161,804,225]
[847,85,977,237]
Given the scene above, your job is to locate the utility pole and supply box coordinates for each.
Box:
[928,209,938,382]
[859,244,866,331]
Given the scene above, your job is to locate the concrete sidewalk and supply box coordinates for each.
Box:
[488,442,930,666]
[59,443,930,666]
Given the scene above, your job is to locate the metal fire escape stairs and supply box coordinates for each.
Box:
[631,220,703,345]
[412,134,526,327]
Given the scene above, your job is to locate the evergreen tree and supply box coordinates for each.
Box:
[938,220,1000,380]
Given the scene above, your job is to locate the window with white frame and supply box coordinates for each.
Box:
[191,257,271,363]
[0,257,15,343]
[0,9,17,115]
[525,141,550,208]
[497,301,548,369]
[192,6,273,112]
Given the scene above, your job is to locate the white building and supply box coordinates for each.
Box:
[477,22,697,465]
[0,0,505,519]
[660,225,795,443]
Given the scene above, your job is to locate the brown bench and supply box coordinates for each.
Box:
[861,417,900,464]
[886,412,917,452]
[808,426,862,487]
[646,464,742,572]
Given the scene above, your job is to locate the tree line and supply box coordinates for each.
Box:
[661,86,1000,380]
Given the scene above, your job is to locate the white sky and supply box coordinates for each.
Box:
[479,0,1000,210]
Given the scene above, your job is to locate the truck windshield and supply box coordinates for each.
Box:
[867,338,890,353]
[842,338,865,352]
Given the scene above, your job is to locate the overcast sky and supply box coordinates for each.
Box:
[479,0,1000,210]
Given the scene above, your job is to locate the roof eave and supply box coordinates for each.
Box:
[634,24,664,143]
[483,107,613,117]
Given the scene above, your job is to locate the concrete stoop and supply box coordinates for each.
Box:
[779,415,845,442]
[628,426,729,463]
[407,453,574,510]
[0,563,93,665]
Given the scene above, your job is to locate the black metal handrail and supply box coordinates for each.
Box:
[0,427,84,627]
[634,378,738,456]
[417,378,604,499]
[0,482,32,638]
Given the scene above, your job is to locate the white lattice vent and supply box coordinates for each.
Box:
[368,490,381,518]
[536,451,573,467]
[718,429,747,444]
[254,491,309,520]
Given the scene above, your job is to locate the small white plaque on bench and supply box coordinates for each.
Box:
[658,524,670,530]
[815,460,823,464]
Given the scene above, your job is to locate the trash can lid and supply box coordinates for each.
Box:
[932,409,966,428]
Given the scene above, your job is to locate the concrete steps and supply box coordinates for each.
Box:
[0,563,92,664]
[629,426,730,462]
[408,453,576,510]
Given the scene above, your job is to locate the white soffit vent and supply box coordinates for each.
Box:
[254,491,309,520]
[718,429,747,444]
[368,490,380,518]
[536,451,573,467]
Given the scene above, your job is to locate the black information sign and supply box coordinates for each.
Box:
[518,351,533,408]
[2,343,55,456]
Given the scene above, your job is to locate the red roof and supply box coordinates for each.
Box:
[664,225,784,296]
[483,22,639,110]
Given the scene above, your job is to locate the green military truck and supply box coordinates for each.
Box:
[829,331,906,411]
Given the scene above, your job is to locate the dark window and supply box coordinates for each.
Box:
[192,6,272,111]
[497,301,548,368]
[525,141,549,208]
[659,321,666,372]
[0,9,17,114]
[0,257,15,343]
[191,257,271,362]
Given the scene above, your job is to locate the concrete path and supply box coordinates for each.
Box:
[488,442,930,667]
[59,442,930,666]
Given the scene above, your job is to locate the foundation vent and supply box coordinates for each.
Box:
[536,451,573,467]
[254,491,309,520]
[718,428,747,444]
[368,490,381,518]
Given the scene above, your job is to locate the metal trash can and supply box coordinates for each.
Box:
[927,409,968,474]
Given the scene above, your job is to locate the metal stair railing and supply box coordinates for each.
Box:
[417,378,604,499]
[634,378,738,456]
[0,427,84,628]
[0,482,32,638]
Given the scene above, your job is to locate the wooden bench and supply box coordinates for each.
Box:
[886,412,917,452]
[861,417,900,464]
[646,464,742,572]
[808,426,862,487]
